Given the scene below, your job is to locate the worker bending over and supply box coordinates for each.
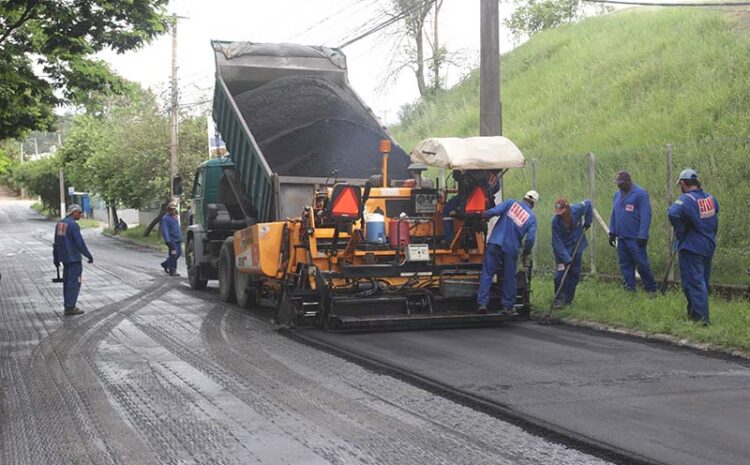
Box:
[477,190,538,314]
[551,198,592,309]
[609,170,657,294]
[668,169,719,325]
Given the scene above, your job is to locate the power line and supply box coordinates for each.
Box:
[286,0,380,42]
[338,0,437,49]
[583,0,750,6]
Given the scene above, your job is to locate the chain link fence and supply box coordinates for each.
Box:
[501,137,750,284]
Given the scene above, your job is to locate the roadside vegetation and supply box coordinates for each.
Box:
[394,8,750,283]
[30,202,101,229]
[531,276,750,354]
[103,225,167,251]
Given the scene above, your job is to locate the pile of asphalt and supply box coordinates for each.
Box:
[234,75,411,180]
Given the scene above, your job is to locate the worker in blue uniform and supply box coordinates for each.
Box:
[160,201,184,276]
[53,204,93,316]
[477,190,538,314]
[442,170,499,242]
[608,171,657,293]
[551,198,593,309]
[668,169,719,325]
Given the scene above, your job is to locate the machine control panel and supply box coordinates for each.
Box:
[412,188,438,214]
[405,244,430,262]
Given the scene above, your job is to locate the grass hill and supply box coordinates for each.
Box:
[393,8,750,282]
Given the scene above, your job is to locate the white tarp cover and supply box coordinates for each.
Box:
[410,136,525,170]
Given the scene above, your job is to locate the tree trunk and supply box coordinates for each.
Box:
[415,23,427,97]
[143,199,171,237]
[108,201,119,227]
[432,1,442,91]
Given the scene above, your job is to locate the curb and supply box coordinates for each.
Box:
[100,231,165,253]
[557,317,750,360]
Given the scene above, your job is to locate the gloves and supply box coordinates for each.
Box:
[608,233,617,248]
[584,223,591,231]
[637,238,648,247]
[87,256,94,264]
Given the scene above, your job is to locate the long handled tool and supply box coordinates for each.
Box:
[538,225,586,325]
[660,248,677,294]
[52,266,63,283]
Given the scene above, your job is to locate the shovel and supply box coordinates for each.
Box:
[52,266,64,283]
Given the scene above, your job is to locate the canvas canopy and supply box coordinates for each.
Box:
[410,136,525,170]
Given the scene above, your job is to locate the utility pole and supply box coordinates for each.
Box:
[480,0,501,137]
[480,0,502,207]
[170,13,180,202]
[58,169,66,219]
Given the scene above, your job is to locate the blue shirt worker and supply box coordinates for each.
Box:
[551,198,592,309]
[477,190,538,314]
[160,201,184,276]
[668,169,719,325]
[608,171,657,293]
[53,204,93,316]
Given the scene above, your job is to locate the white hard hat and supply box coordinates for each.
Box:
[524,190,540,203]
[167,201,178,210]
[66,204,82,215]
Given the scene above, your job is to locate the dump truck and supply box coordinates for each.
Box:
[187,41,532,330]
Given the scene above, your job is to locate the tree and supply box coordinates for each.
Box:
[0,0,168,140]
[505,0,610,40]
[12,155,61,214]
[381,0,450,97]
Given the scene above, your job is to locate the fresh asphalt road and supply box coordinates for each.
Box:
[0,193,613,465]
[306,316,750,465]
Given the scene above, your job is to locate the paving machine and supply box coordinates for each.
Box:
[220,136,532,330]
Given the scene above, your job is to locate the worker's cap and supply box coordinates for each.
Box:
[554,197,570,214]
[678,168,699,182]
[66,204,82,215]
[167,201,178,210]
[614,170,631,184]
[524,190,540,203]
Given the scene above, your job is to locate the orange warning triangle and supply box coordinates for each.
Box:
[465,186,486,214]
[332,187,360,217]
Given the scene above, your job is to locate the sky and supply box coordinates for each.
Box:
[100,0,519,125]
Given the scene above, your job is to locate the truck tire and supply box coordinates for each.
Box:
[218,240,235,302]
[234,267,255,308]
[186,237,208,290]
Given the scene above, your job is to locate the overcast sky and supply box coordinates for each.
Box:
[100,0,518,125]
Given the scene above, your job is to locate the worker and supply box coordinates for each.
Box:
[477,190,538,314]
[668,169,719,325]
[160,201,183,276]
[608,171,657,294]
[442,170,499,242]
[53,204,94,316]
[551,198,593,309]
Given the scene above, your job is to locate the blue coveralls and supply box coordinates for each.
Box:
[478,199,537,309]
[53,216,93,310]
[160,213,184,273]
[668,189,719,323]
[609,184,657,292]
[552,200,593,304]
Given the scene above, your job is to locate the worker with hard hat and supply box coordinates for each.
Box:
[53,204,94,316]
[551,197,593,309]
[668,168,719,325]
[608,171,657,293]
[477,190,538,314]
[160,201,184,276]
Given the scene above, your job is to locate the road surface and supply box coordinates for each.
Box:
[0,193,610,465]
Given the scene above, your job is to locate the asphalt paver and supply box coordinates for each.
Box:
[306,318,750,465]
[0,194,612,465]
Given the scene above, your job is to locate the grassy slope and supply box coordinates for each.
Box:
[393,8,750,282]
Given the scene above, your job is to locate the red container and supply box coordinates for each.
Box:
[389,219,410,248]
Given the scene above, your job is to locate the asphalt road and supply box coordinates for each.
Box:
[0,193,612,465]
[306,315,750,465]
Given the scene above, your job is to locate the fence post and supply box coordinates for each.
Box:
[588,153,597,275]
[666,143,674,281]
[531,158,538,265]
